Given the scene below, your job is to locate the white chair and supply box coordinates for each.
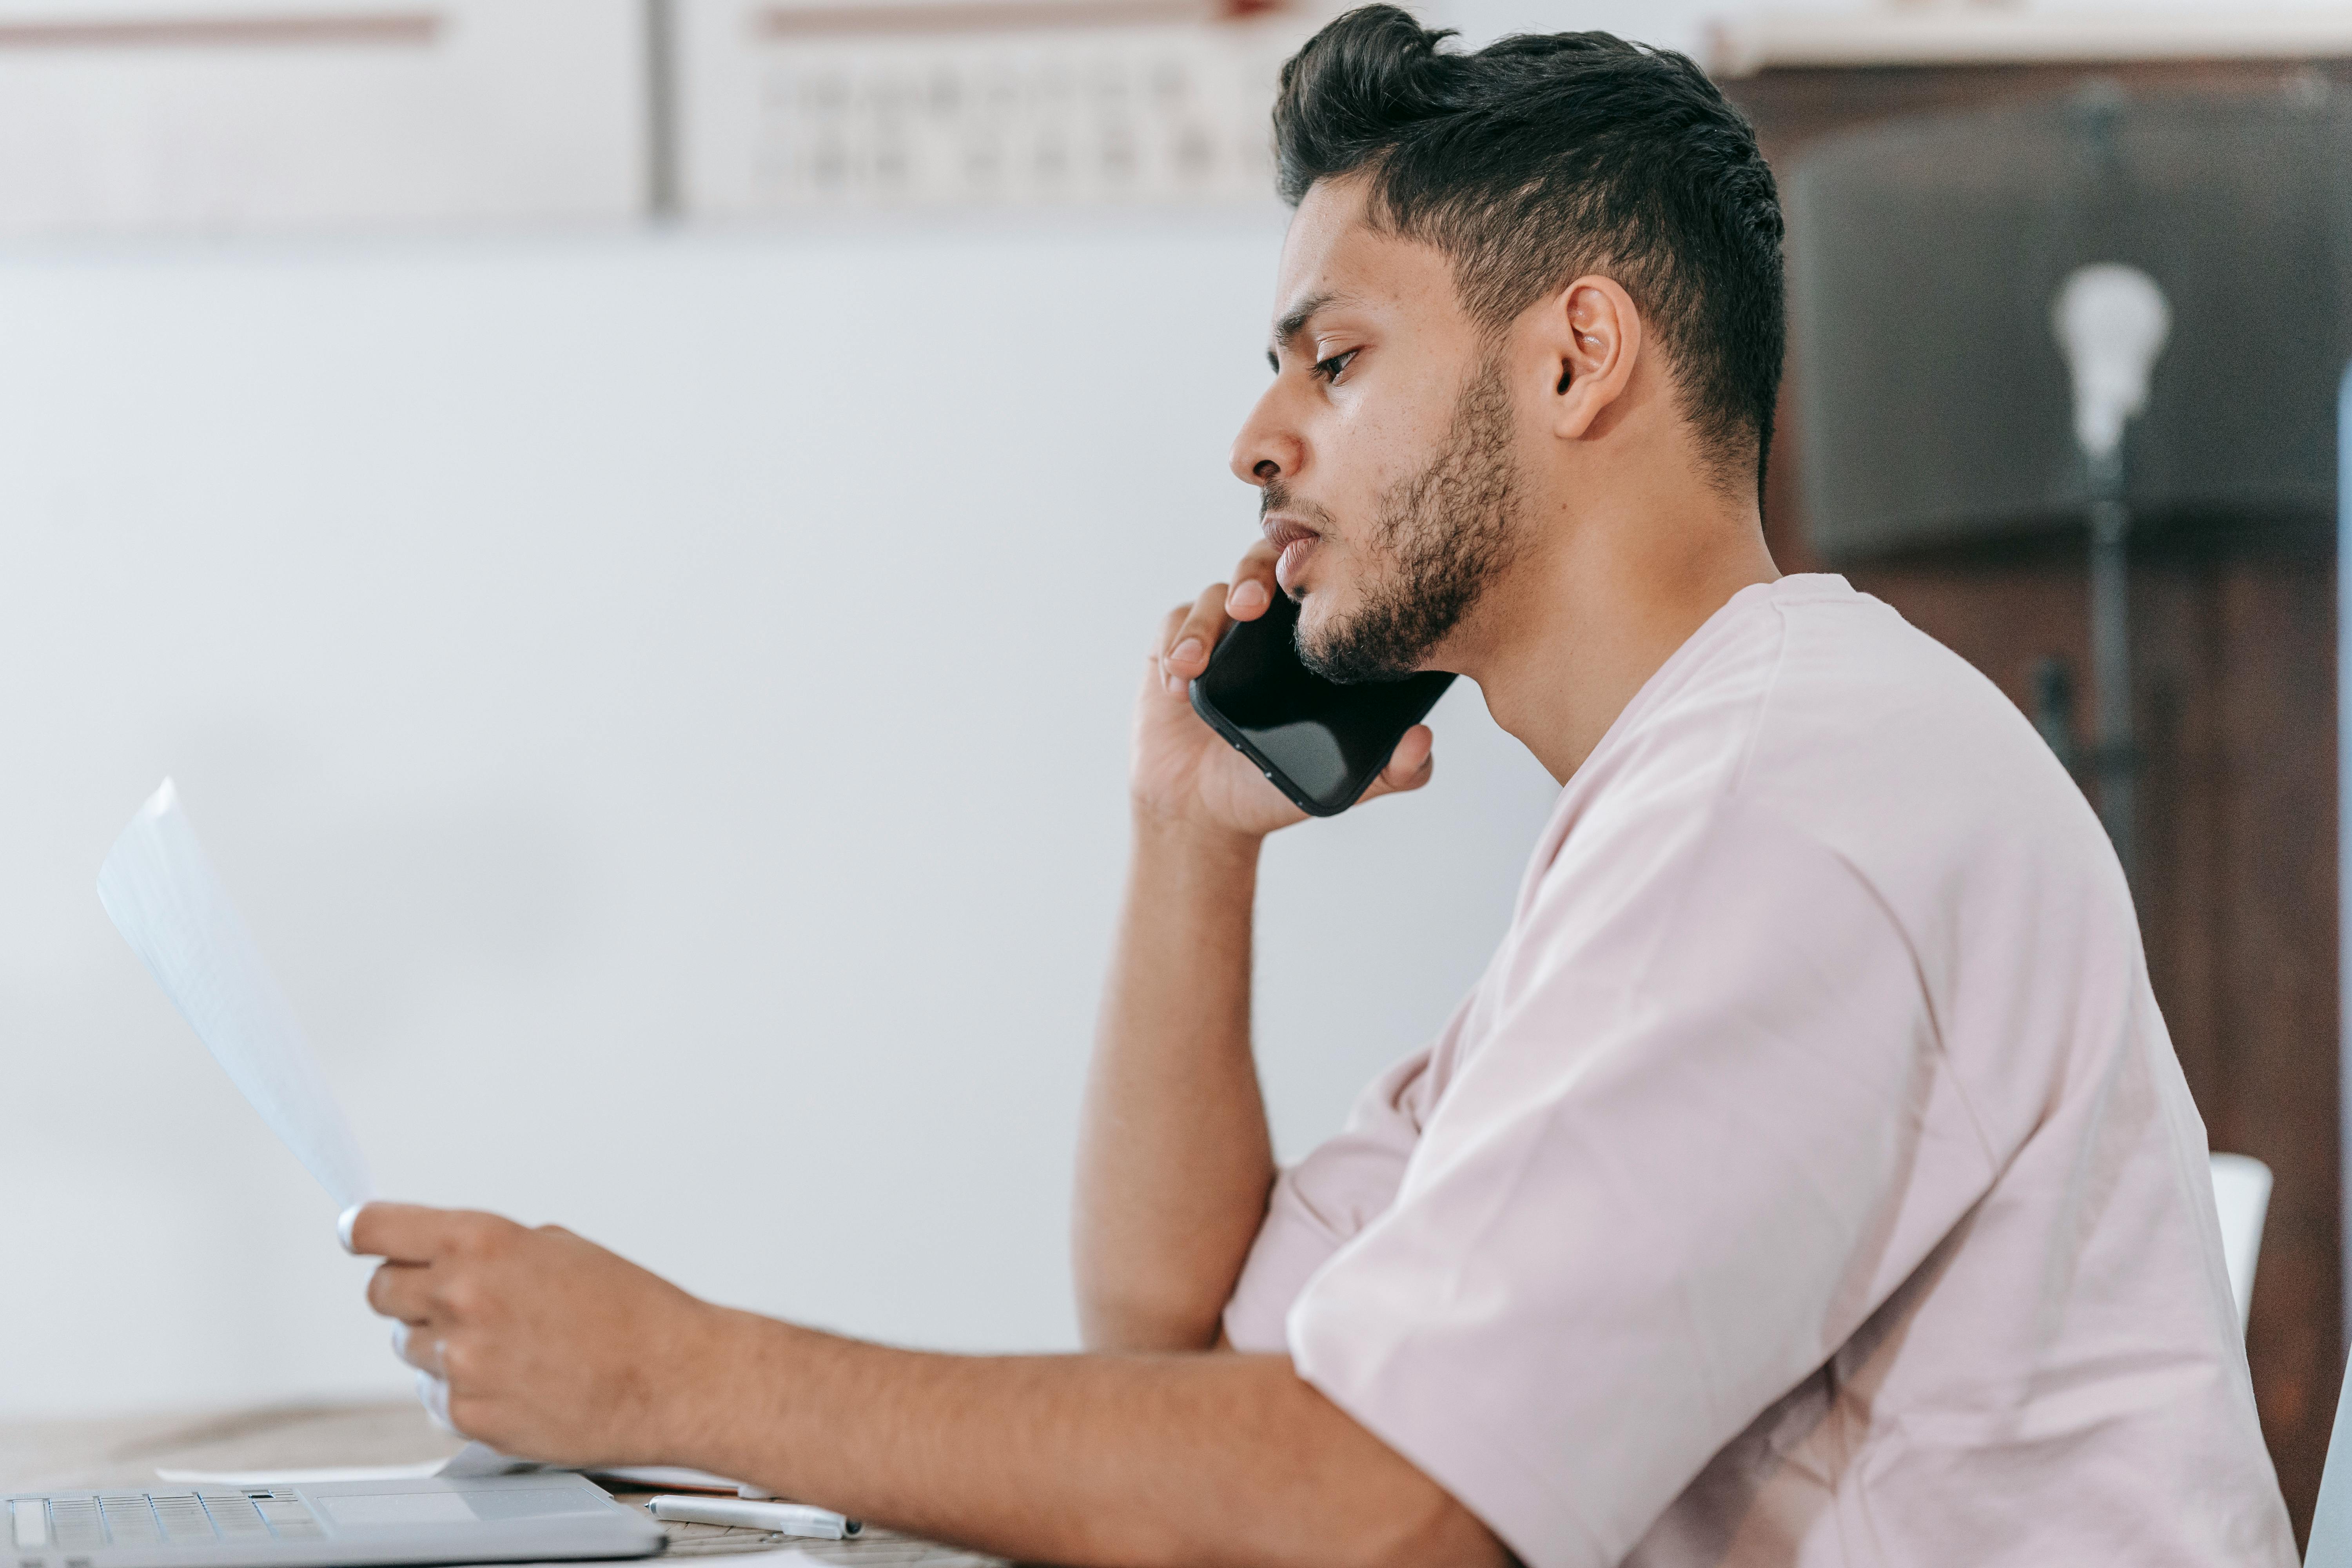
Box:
[2310,1350,2352,1565]
[2211,1152,2273,1334]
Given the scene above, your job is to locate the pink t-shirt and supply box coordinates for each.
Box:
[1223,575,2294,1568]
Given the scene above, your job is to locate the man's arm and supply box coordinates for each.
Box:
[1074,808,1273,1352]
[1073,552,1432,1351]
[706,1319,1497,1568]
[355,1206,1507,1568]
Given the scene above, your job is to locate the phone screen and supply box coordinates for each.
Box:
[1187,589,1455,817]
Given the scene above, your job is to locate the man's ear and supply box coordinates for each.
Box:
[1543,276,1640,440]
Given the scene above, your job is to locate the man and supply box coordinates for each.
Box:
[351,9,2296,1564]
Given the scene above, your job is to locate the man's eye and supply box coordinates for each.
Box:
[1312,349,1359,383]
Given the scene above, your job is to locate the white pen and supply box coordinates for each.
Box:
[646,1494,862,1539]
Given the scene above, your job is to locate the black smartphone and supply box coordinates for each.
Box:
[1187,589,1456,817]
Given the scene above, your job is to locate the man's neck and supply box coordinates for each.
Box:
[1452,493,1780,785]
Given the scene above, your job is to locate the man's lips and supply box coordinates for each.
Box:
[1262,515,1321,594]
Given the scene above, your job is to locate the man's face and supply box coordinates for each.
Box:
[1230,176,1527,681]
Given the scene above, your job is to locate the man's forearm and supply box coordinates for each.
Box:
[1073,815,1276,1350]
[680,1313,1503,1568]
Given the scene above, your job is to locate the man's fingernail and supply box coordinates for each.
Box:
[1171,638,1203,665]
[1231,581,1269,612]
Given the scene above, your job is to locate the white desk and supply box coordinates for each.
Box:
[0,1402,1001,1567]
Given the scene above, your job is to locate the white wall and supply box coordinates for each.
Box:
[0,214,1561,1419]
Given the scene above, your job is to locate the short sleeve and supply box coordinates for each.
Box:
[1222,1009,1466,1352]
[1286,806,1994,1568]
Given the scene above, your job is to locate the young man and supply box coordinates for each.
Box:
[350,9,2296,1564]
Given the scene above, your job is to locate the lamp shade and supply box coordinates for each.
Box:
[1789,86,2352,562]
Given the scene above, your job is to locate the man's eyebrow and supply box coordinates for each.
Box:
[1265,291,1345,367]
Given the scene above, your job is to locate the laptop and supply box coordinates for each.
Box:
[3,1472,666,1568]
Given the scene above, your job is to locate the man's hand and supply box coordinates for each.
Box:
[352,1203,736,1465]
[1136,540,1435,844]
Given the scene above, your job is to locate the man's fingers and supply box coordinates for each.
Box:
[1385,725,1436,787]
[1360,725,1436,802]
[1225,541,1279,621]
[1143,543,1279,697]
[348,1202,524,1265]
[389,1319,446,1376]
[367,1259,435,1323]
[346,1201,463,1263]
[1161,582,1233,696]
[1148,603,1187,656]
[416,1370,459,1435]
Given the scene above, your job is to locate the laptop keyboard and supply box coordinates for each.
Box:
[10,1491,321,1553]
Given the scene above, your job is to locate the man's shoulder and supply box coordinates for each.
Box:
[1592,575,2060,819]
[1726,578,2086,833]
[1719,580,2130,960]
[1738,576,2017,737]
[1553,575,2118,936]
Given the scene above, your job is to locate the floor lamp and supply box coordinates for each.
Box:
[2051,263,2169,885]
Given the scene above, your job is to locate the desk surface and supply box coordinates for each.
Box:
[0,1402,1002,1567]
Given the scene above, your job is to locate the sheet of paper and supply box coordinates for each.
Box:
[154,1460,448,1486]
[156,1441,535,1487]
[96,778,374,1212]
[585,1466,766,1496]
[401,1560,833,1568]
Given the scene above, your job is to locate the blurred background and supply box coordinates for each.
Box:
[2,0,2348,1545]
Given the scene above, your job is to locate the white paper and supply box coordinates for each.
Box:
[97,778,374,1212]
[587,1466,770,1497]
[432,1560,830,1568]
[157,1441,537,1487]
[154,1460,447,1486]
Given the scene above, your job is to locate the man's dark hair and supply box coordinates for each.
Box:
[1272,7,1785,494]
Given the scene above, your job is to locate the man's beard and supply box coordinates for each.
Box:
[1277,355,1523,684]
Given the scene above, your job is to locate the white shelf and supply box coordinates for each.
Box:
[675,0,1325,214]
[1708,7,2352,77]
[0,1,645,237]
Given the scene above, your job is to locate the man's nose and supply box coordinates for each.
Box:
[1229,385,1304,487]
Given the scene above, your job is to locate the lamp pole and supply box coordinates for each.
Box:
[2088,450,2134,884]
